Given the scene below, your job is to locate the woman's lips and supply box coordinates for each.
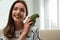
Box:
[16,16,20,18]
[13,14,23,19]
[15,16,20,18]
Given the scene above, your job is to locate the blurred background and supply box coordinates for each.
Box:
[0,0,60,30]
[40,0,60,30]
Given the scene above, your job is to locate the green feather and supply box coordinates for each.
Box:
[30,14,39,26]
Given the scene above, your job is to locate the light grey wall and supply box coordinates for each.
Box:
[33,0,39,14]
[24,0,33,16]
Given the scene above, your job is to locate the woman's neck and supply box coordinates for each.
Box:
[14,22,24,31]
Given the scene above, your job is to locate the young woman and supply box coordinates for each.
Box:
[0,0,41,40]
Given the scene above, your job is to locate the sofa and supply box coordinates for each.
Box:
[40,30,60,40]
[0,30,60,40]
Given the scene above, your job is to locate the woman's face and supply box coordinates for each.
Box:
[12,2,26,22]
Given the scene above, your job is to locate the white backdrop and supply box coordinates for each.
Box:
[40,0,60,30]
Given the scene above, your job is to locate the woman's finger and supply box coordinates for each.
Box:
[28,21,33,25]
[26,17,32,23]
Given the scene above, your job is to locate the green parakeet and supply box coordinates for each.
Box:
[30,14,39,26]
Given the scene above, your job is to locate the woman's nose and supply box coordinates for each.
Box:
[16,9,20,14]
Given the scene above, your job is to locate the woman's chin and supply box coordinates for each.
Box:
[14,19,23,23]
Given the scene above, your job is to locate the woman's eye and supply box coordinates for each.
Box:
[20,8,25,12]
[13,7,17,10]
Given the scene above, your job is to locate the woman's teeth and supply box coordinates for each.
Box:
[16,16,19,17]
[14,15,22,19]
[16,16,20,18]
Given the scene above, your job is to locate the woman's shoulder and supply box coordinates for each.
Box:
[0,29,4,40]
[30,26,38,33]
[0,29,3,36]
[0,29,8,40]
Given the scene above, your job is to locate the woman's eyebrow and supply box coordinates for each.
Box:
[13,7,18,9]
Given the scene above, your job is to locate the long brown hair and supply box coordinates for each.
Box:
[3,0,28,39]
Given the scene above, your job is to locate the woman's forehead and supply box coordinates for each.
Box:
[14,2,25,8]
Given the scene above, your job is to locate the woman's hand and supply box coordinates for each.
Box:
[23,17,33,35]
[18,17,32,40]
